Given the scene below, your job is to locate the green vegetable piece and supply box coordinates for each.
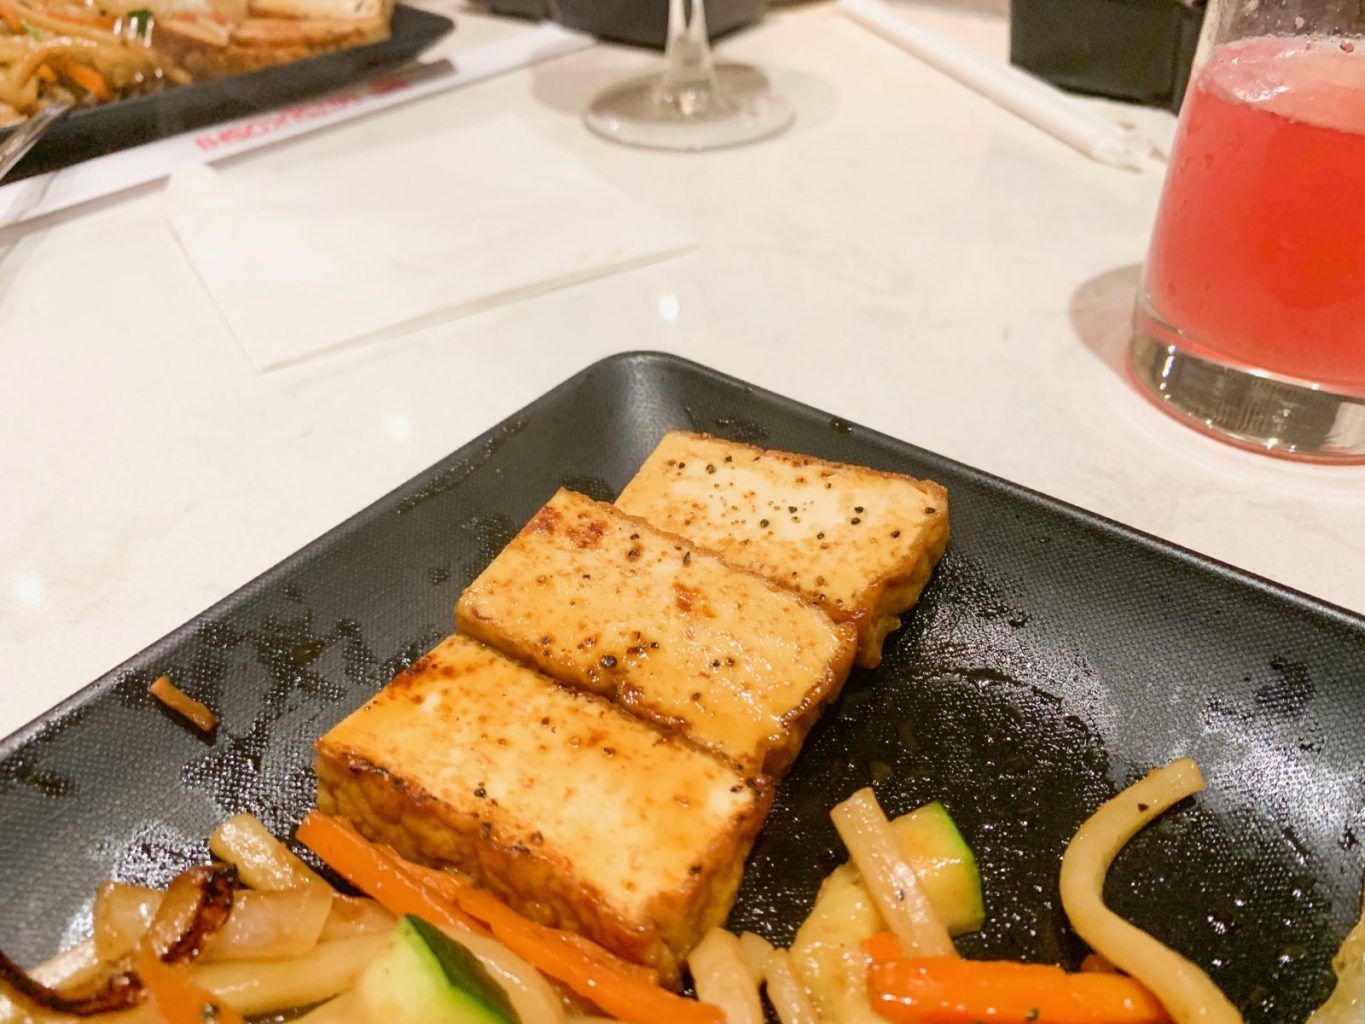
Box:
[891,800,985,935]
[21,20,43,40]
[126,8,152,33]
[356,915,521,1024]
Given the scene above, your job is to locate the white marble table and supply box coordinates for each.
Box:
[1,1,1362,739]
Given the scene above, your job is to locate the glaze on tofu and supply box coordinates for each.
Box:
[454,489,858,777]
[315,635,771,986]
[615,432,949,668]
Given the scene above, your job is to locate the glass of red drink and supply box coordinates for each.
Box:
[1131,0,1365,461]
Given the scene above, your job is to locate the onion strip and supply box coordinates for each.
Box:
[736,932,773,987]
[201,885,333,961]
[0,948,142,1016]
[318,896,396,941]
[830,788,954,957]
[143,863,236,964]
[448,929,567,1024]
[209,813,329,891]
[1059,758,1242,1024]
[95,883,163,963]
[763,950,820,1024]
[688,929,764,1024]
[188,935,385,1016]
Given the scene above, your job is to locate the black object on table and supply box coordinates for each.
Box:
[473,0,768,47]
[1011,0,1206,111]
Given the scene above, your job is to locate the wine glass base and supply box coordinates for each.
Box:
[585,63,794,152]
[1130,312,1365,464]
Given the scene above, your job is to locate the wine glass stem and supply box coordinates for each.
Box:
[662,0,720,95]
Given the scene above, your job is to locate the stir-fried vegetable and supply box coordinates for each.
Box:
[444,877,723,1023]
[864,949,1173,1024]
[202,885,333,960]
[830,789,955,957]
[97,882,390,966]
[136,946,243,1024]
[124,7,152,34]
[296,811,723,1024]
[141,864,236,965]
[448,930,568,1024]
[1059,759,1241,1024]
[0,947,142,1017]
[95,883,163,963]
[764,949,821,1024]
[147,677,217,733]
[354,915,520,1024]
[688,929,764,1024]
[320,896,398,942]
[188,935,386,1016]
[736,932,773,987]
[209,813,328,891]
[294,812,483,935]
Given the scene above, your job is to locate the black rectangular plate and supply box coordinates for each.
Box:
[1,3,452,183]
[2,352,1361,1022]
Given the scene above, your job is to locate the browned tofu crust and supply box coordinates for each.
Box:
[455,490,858,777]
[315,636,772,986]
[616,432,950,668]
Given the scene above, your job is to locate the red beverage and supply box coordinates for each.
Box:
[1138,37,1365,392]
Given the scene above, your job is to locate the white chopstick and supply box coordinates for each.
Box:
[841,0,1149,171]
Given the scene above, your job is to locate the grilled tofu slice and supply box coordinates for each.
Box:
[455,490,857,777]
[315,635,771,986]
[616,432,949,668]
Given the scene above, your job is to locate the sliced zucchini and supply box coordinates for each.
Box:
[891,801,984,935]
[355,914,520,1024]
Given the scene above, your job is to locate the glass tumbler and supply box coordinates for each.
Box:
[1130,0,1365,462]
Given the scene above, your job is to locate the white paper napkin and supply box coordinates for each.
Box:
[165,117,694,369]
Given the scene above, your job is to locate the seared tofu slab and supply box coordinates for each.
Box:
[455,490,857,777]
[616,432,949,668]
[316,635,771,985]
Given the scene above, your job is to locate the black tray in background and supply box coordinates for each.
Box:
[1,353,1361,1024]
[1,3,453,183]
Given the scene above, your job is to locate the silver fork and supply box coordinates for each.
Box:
[0,99,72,182]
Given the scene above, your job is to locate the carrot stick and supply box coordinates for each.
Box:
[56,57,110,102]
[863,931,903,963]
[451,885,721,1024]
[0,3,22,31]
[866,955,1173,1024]
[395,859,661,987]
[293,812,482,935]
[135,946,245,1024]
[296,812,722,1024]
[149,676,218,733]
